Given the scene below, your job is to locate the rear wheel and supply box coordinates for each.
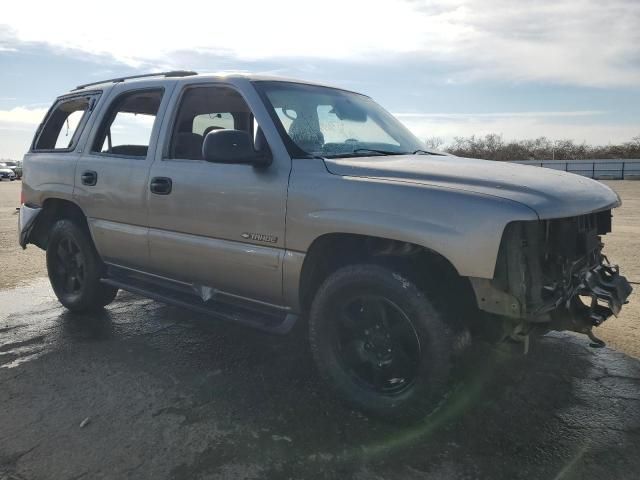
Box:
[46,219,118,312]
[309,265,452,421]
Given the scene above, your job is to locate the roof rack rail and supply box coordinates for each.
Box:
[73,70,198,91]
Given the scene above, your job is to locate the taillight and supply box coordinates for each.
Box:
[20,186,25,205]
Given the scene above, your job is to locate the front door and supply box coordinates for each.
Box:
[74,83,174,270]
[146,84,290,305]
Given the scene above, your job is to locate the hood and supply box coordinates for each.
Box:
[323,154,620,219]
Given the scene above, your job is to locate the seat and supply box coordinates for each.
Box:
[202,125,224,138]
[110,145,148,157]
[288,114,324,153]
[173,132,203,160]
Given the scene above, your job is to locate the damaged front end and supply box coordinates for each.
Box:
[470,209,633,346]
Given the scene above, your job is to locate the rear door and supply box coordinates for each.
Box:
[74,82,175,270]
[24,93,101,206]
[146,82,290,305]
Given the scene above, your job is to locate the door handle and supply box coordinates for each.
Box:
[81,170,97,186]
[150,177,172,195]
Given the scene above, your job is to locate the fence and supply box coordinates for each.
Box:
[512,159,640,180]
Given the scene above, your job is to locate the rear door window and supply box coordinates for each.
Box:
[92,89,163,158]
[33,95,99,151]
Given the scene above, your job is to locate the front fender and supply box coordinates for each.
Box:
[286,159,539,279]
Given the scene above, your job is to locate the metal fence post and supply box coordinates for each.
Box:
[622,162,625,180]
[592,162,595,178]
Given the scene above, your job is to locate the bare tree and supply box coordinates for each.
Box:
[443,134,640,161]
[424,136,445,150]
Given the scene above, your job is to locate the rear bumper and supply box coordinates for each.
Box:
[18,204,42,249]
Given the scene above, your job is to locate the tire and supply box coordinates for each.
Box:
[309,264,452,421]
[46,219,118,312]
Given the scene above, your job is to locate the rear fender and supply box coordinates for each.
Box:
[18,204,43,249]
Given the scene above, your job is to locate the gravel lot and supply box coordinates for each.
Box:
[0,180,44,290]
[0,178,639,479]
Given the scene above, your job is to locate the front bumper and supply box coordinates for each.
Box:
[552,261,633,334]
[18,204,42,249]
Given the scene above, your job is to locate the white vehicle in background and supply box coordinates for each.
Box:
[1,161,22,179]
[0,163,17,181]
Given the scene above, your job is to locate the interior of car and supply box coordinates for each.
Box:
[170,86,267,160]
[92,89,163,157]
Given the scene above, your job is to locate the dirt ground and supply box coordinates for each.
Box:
[595,181,640,357]
[0,179,638,356]
[0,180,45,289]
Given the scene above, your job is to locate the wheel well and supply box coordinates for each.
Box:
[298,234,476,325]
[30,199,88,249]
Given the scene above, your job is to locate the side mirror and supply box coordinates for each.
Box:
[202,129,272,167]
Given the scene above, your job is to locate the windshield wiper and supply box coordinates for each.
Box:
[322,148,411,159]
[351,148,409,156]
[412,149,445,156]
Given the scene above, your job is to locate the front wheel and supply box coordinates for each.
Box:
[309,265,452,421]
[46,219,118,312]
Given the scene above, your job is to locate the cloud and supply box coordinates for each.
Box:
[1,0,639,87]
[394,111,606,119]
[393,110,640,145]
[0,106,43,159]
[0,106,47,125]
[398,113,640,145]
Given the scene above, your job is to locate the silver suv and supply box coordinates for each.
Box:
[19,71,632,420]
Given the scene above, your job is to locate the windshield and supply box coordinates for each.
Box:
[255,81,424,158]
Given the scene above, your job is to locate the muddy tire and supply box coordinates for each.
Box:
[46,219,118,312]
[309,264,452,421]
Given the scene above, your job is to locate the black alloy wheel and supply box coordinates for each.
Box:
[332,295,421,395]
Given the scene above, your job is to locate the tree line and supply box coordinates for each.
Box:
[425,134,640,161]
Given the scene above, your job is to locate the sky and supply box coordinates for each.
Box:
[1,0,639,159]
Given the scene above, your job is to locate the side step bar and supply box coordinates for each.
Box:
[101,270,298,335]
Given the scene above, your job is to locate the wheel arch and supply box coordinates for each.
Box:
[297,232,476,320]
[29,197,90,250]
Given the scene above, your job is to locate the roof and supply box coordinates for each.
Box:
[69,70,349,94]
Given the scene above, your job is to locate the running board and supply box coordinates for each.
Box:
[101,270,298,335]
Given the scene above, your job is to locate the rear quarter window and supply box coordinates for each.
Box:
[33,94,100,152]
